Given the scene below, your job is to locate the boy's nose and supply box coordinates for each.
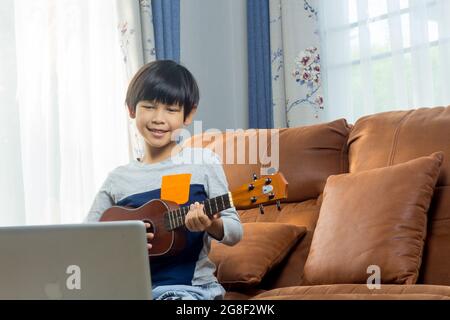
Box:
[151,109,165,124]
[151,118,165,124]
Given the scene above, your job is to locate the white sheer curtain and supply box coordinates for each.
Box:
[318,0,450,124]
[0,0,131,226]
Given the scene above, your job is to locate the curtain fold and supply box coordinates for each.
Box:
[247,0,274,129]
[0,0,25,226]
[115,0,156,161]
[2,0,178,225]
[7,0,131,225]
[151,0,180,61]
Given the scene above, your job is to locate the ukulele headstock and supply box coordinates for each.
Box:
[230,172,288,213]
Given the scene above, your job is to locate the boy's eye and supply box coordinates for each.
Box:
[167,108,180,112]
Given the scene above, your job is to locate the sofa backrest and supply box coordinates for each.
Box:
[185,119,351,207]
[347,106,450,285]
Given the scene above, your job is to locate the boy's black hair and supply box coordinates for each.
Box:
[125,60,199,119]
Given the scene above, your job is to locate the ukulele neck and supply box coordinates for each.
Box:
[164,192,234,231]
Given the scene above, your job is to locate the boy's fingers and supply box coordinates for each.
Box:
[198,212,209,225]
[147,233,154,240]
[195,202,204,212]
[191,212,203,231]
[185,219,191,230]
[195,208,208,230]
[185,203,208,231]
[185,214,195,231]
[147,243,152,249]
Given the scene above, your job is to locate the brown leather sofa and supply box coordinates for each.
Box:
[187,105,450,300]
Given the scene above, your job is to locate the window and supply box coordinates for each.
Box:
[319,0,450,123]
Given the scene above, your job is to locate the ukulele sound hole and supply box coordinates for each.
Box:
[142,219,155,234]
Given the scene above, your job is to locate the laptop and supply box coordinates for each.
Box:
[0,221,152,300]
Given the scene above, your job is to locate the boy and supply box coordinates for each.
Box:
[84,60,243,300]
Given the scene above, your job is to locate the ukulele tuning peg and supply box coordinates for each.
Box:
[248,183,255,191]
[276,200,282,211]
[265,177,272,185]
[259,204,265,215]
[252,173,258,181]
[250,196,257,203]
[268,193,275,200]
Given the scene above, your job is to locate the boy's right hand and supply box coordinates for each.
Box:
[145,222,154,250]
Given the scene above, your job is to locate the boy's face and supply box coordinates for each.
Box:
[131,100,196,149]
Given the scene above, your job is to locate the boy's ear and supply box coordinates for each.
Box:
[128,105,136,119]
[184,106,197,126]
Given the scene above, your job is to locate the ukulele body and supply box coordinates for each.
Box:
[100,199,187,257]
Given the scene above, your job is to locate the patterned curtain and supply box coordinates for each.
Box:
[115,0,156,161]
[270,0,324,128]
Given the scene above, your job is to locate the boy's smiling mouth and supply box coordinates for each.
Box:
[147,127,170,138]
[147,127,169,132]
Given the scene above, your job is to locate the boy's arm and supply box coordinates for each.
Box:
[84,175,115,222]
[205,216,224,241]
[205,151,243,246]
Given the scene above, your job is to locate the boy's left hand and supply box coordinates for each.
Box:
[185,202,220,232]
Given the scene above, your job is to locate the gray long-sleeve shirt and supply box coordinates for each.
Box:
[84,147,243,287]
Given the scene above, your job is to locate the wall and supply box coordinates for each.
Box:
[180,0,248,132]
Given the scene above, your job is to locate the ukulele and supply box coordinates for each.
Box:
[100,172,288,258]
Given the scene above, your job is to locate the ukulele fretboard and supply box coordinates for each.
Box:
[164,193,232,231]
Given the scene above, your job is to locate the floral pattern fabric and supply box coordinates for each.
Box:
[116,0,156,161]
[270,0,324,128]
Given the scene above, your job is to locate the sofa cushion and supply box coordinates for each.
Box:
[208,223,306,289]
[238,198,322,288]
[347,106,450,285]
[224,289,267,300]
[255,293,450,300]
[303,152,443,285]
